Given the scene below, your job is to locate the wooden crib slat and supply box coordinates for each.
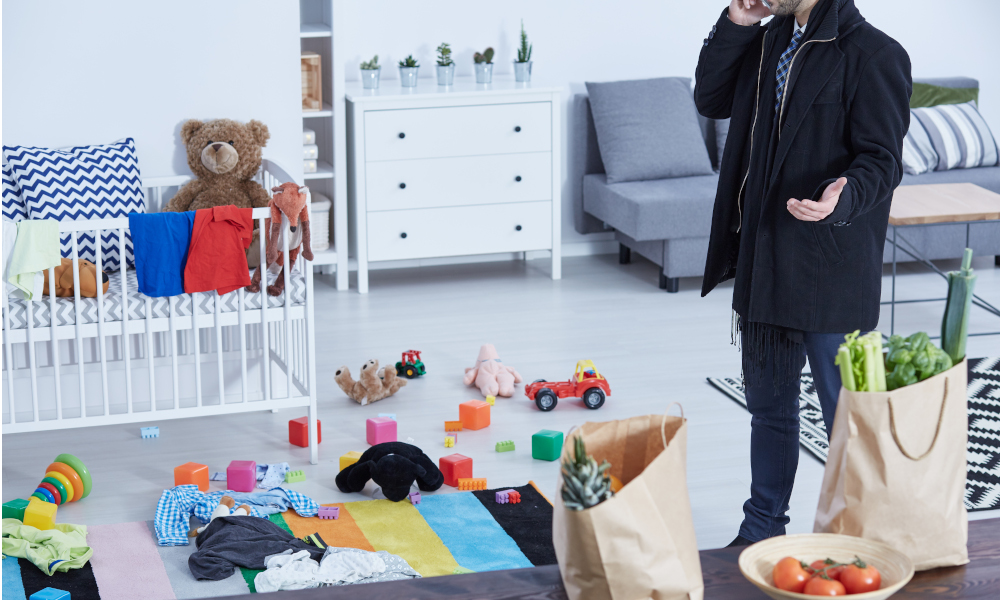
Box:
[169,295,179,410]
[71,232,86,419]
[3,277,15,422]
[95,229,109,417]
[119,228,132,413]
[305,241,318,465]
[214,293,224,405]
[258,215,270,403]
[25,287,39,423]
[48,266,62,420]
[145,295,156,412]
[238,288,248,403]
[282,213,292,400]
[192,293,202,407]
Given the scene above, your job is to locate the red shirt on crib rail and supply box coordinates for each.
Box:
[184,205,254,295]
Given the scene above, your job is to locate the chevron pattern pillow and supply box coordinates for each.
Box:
[2,162,27,222]
[3,138,145,269]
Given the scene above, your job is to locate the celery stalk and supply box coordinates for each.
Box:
[862,343,877,392]
[836,346,856,391]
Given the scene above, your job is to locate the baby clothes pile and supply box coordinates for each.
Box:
[254,546,420,592]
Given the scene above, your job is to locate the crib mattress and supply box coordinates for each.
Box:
[3,268,306,330]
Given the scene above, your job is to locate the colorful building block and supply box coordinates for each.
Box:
[3,498,31,521]
[409,491,421,505]
[444,436,454,448]
[227,460,257,492]
[174,462,210,492]
[485,395,496,406]
[140,426,159,438]
[453,566,476,574]
[284,469,306,483]
[507,490,521,503]
[378,413,396,420]
[459,400,490,430]
[288,417,322,448]
[29,589,70,600]
[496,490,509,503]
[495,440,515,452]
[318,506,339,520]
[439,453,473,487]
[23,499,57,530]
[532,430,564,461]
[444,420,463,432]
[457,478,487,491]
[339,451,363,471]
[366,417,397,445]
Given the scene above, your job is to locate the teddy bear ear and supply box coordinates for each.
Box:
[247,120,270,146]
[180,120,205,145]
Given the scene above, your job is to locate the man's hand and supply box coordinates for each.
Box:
[729,0,772,26]
[787,177,848,222]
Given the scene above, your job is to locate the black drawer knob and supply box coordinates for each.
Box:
[400,232,407,239]
[399,183,406,189]
[514,176,522,182]
[398,132,406,139]
[515,225,522,231]
[514,126,521,132]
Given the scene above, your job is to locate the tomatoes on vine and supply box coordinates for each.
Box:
[840,558,881,594]
[804,576,847,596]
[772,556,811,593]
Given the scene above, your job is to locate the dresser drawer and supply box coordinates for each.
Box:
[364,103,551,161]
[366,152,552,212]
[367,201,552,262]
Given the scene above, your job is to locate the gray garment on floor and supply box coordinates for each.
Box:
[188,516,324,580]
[322,546,421,586]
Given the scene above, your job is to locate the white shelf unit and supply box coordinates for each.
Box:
[299,0,348,286]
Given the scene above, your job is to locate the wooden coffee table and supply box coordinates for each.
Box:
[884,183,1000,336]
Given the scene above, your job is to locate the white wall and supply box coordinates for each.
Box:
[338,0,1000,251]
[2,0,303,181]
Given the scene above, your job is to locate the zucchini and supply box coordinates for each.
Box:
[941,248,976,363]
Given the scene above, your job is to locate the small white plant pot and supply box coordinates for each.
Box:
[399,66,419,87]
[474,62,494,84]
[360,67,381,90]
[514,61,533,83]
[436,64,455,86]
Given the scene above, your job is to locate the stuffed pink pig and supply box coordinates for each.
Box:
[464,344,522,397]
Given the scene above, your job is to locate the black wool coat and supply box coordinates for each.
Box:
[695,0,911,333]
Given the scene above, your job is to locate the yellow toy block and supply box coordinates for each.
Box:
[457,477,487,491]
[339,451,363,472]
[444,436,455,448]
[485,395,496,406]
[23,499,57,530]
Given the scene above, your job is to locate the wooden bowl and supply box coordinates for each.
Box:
[739,533,914,600]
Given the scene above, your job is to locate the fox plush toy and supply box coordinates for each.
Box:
[247,182,313,296]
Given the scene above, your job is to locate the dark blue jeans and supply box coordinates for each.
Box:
[738,331,845,542]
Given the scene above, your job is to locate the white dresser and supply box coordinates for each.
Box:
[346,77,562,293]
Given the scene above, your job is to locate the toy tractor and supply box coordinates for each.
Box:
[524,360,610,412]
[396,350,426,379]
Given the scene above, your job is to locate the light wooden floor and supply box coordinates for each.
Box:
[3,253,998,550]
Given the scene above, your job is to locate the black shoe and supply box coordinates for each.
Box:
[726,534,754,548]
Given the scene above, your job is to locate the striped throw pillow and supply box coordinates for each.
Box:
[910,101,999,172]
[901,115,939,175]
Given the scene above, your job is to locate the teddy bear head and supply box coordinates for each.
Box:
[180,118,270,181]
[359,359,380,381]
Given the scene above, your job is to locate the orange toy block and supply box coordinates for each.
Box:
[459,400,490,430]
[457,477,487,491]
[444,421,463,432]
[174,462,210,492]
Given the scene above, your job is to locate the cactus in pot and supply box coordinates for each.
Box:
[473,47,495,64]
[561,436,614,510]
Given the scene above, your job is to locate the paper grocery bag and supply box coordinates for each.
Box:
[815,360,968,571]
[552,409,704,600]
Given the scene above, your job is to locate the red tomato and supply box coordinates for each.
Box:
[809,559,845,580]
[772,557,810,593]
[841,561,881,594]
[803,576,846,596]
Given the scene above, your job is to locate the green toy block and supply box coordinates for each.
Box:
[453,566,476,574]
[284,469,306,483]
[495,440,515,452]
[532,429,564,461]
[3,498,31,521]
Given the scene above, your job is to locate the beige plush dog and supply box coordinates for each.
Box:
[335,359,406,405]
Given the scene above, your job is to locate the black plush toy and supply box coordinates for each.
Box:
[335,441,444,502]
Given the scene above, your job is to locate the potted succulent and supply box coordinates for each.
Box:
[514,20,533,82]
[473,47,494,84]
[398,54,419,87]
[360,55,380,90]
[436,43,455,86]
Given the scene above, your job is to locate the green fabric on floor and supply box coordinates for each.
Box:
[6,220,61,299]
[2,518,93,575]
[267,512,293,536]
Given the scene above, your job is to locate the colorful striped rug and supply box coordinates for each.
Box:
[2,483,554,599]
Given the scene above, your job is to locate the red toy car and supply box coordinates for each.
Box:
[524,360,610,412]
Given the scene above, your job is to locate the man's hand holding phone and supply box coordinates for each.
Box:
[729,0,772,26]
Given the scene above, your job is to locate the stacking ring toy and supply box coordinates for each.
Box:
[38,482,61,505]
[54,454,92,499]
[40,477,68,505]
[45,463,84,501]
[33,487,56,504]
[30,454,91,506]
[45,471,74,502]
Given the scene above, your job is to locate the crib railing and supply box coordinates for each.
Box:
[2,159,319,464]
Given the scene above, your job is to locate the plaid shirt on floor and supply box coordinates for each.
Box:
[154,484,319,546]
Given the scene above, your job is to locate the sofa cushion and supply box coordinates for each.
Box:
[911,77,979,109]
[583,173,718,241]
[900,165,1000,195]
[909,101,998,171]
[584,77,713,184]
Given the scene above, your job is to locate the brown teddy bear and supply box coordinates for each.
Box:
[335,359,406,405]
[43,258,110,297]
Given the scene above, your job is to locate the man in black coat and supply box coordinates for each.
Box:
[695,0,911,545]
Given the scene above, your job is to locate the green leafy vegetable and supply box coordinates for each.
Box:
[884,332,953,390]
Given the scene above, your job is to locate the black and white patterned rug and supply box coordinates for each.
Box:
[707,357,1000,513]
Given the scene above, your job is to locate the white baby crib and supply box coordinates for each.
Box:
[2,159,319,464]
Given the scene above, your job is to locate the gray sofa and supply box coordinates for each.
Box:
[571,77,1000,292]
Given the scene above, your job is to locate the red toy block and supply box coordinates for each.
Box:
[227,460,257,492]
[508,490,521,503]
[366,417,397,445]
[174,462,209,491]
[459,400,490,430]
[439,453,473,487]
[288,417,322,448]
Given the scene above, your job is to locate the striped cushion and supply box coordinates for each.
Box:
[910,101,999,172]
[3,138,145,269]
[2,161,27,222]
[901,116,939,175]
